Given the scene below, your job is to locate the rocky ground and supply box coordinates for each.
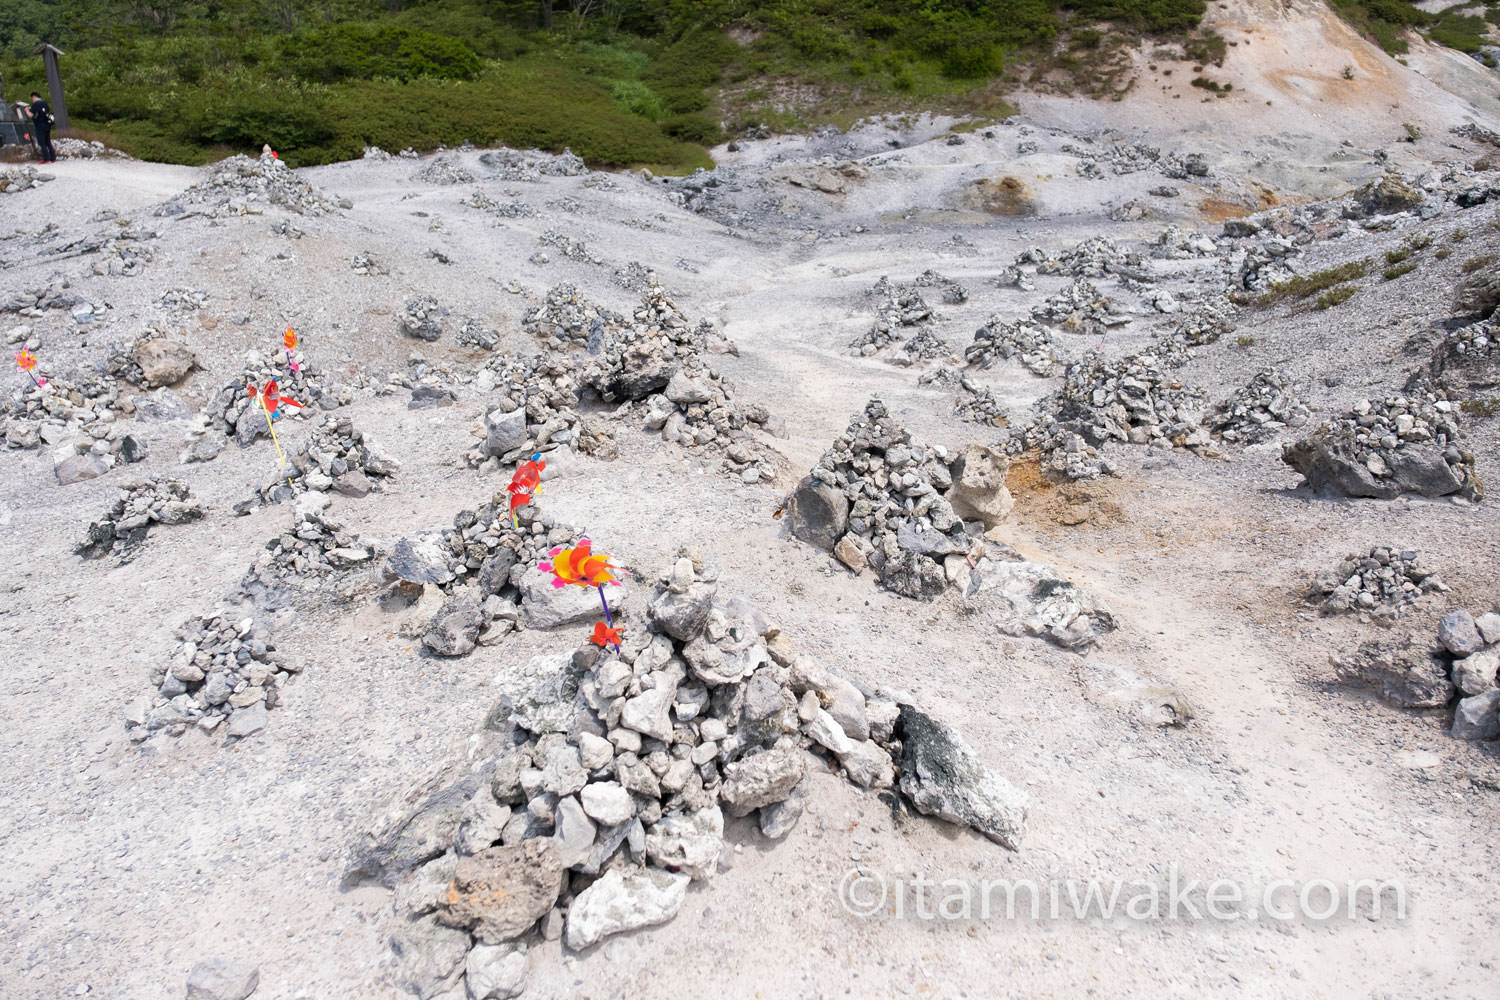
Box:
[3,6,1500,999]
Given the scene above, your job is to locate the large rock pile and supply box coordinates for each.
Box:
[202,348,349,450]
[240,490,377,594]
[355,557,1030,999]
[155,152,348,218]
[477,148,587,182]
[77,478,203,561]
[1282,394,1482,500]
[106,330,199,389]
[1030,279,1131,336]
[467,353,616,471]
[2,374,135,453]
[522,284,626,352]
[411,157,474,186]
[536,229,604,266]
[783,400,1111,648]
[1333,608,1500,740]
[1033,236,1149,282]
[1047,351,1212,452]
[1412,316,1498,398]
[1307,546,1448,617]
[125,611,296,741]
[2,275,106,320]
[465,190,536,220]
[0,165,52,194]
[382,500,599,657]
[1156,294,1239,357]
[964,316,1060,376]
[633,358,780,483]
[1209,371,1312,444]
[850,276,936,356]
[257,415,399,504]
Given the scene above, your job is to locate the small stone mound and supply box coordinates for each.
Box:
[411,157,475,186]
[1048,350,1212,452]
[399,296,445,342]
[464,190,535,218]
[964,316,1060,376]
[477,148,587,182]
[631,357,779,484]
[2,374,134,452]
[850,275,935,356]
[155,152,347,217]
[1412,316,1499,398]
[2,275,102,319]
[356,555,1028,996]
[1308,546,1448,617]
[1333,608,1500,739]
[1030,278,1131,336]
[456,317,501,352]
[611,261,656,292]
[76,478,203,562]
[240,490,378,595]
[0,165,53,194]
[522,284,626,352]
[467,353,615,471]
[1158,294,1239,356]
[1033,236,1147,280]
[203,348,348,449]
[256,415,399,504]
[125,611,295,741]
[1209,370,1311,444]
[537,229,604,266]
[911,268,968,303]
[1282,393,1482,501]
[919,368,1009,428]
[106,329,198,389]
[889,326,955,367]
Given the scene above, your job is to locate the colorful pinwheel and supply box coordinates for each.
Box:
[539,538,623,652]
[15,349,45,388]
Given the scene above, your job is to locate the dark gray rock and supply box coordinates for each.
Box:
[646,581,717,641]
[895,704,1028,849]
[423,592,485,657]
[785,477,848,552]
[347,770,490,888]
[1454,265,1500,319]
[1451,690,1500,740]
[485,408,528,457]
[387,534,457,586]
[1438,610,1485,657]
[389,915,469,1000]
[477,548,519,595]
[879,550,947,600]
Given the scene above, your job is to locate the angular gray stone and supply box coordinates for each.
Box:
[135,338,198,388]
[1332,634,1455,708]
[1451,690,1500,740]
[226,702,268,738]
[579,781,633,826]
[837,739,895,789]
[185,959,259,1000]
[1452,648,1500,696]
[435,839,564,944]
[1439,610,1485,657]
[804,707,854,755]
[564,867,690,951]
[719,746,807,817]
[388,534,456,586]
[757,785,805,839]
[647,580,717,642]
[643,805,723,880]
[519,566,625,629]
[895,704,1028,849]
[1476,612,1500,646]
[422,591,485,657]
[56,453,110,485]
[785,477,849,552]
[465,942,527,1000]
[485,409,528,458]
[552,795,597,869]
[390,915,470,1000]
[541,744,587,796]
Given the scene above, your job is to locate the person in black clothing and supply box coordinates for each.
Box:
[26,92,55,164]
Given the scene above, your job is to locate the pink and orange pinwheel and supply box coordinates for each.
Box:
[539,538,623,652]
[15,349,45,388]
[283,327,301,373]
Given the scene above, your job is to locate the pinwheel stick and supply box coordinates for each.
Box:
[255,394,294,490]
[597,585,621,652]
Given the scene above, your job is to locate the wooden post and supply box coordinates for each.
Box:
[35,43,68,131]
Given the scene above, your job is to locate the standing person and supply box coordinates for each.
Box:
[26,92,55,163]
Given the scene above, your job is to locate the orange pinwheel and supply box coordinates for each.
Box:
[538,538,619,590]
[590,621,625,649]
[16,349,45,387]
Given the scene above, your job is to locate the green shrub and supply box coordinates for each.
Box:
[1462,253,1497,273]
[1261,259,1370,302]
[941,43,1003,79]
[1314,285,1358,309]
[661,112,723,145]
[1383,261,1418,280]
[280,24,481,84]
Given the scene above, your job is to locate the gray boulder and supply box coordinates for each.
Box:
[719,746,806,817]
[422,591,485,657]
[1438,610,1485,657]
[1332,635,1455,708]
[785,477,849,552]
[185,959,259,1000]
[135,338,198,388]
[55,453,110,485]
[387,534,456,586]
[390,915,470,1000]
[465,942,527,1000]
[647,580,717,641]
[564,867,690,950]
[1455,267,1500,319]
[947,444,1014,527]
[895,704,1028,849]
[519,566,623,629]
[485,408,528,458]
[1282,430,1466,499]
[435,839,564,943]
[1451,689,1500,740]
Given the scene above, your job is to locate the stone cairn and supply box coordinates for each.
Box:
[400,296,446,342]
[964,316,1060,377]
[355,554,1029,1000]
[1029,278,1131,337]
[465,190,536,220]
[918,368,1009,428]
[469,352,613,471]
[1282,393,1482,501]
[255,415,399,504]
[240,490,378,595]
[2,276,105,321]
[522,283,627,352]
[1209,370,1312,444]
[77,478,203,562]
[849,275,936,356]
[382,499,590,658]
[197,347,349,455]
[1307,546,1448,617]
[785,402,1115,648]
[154,150,348,218]
[1333,608,1500,740]
[1412,315,1498,398]
[1043,350,1213,452]
[125,612,296,742]
[2,373,135,454]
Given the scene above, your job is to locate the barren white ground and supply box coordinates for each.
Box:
[1,3,1498,997]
